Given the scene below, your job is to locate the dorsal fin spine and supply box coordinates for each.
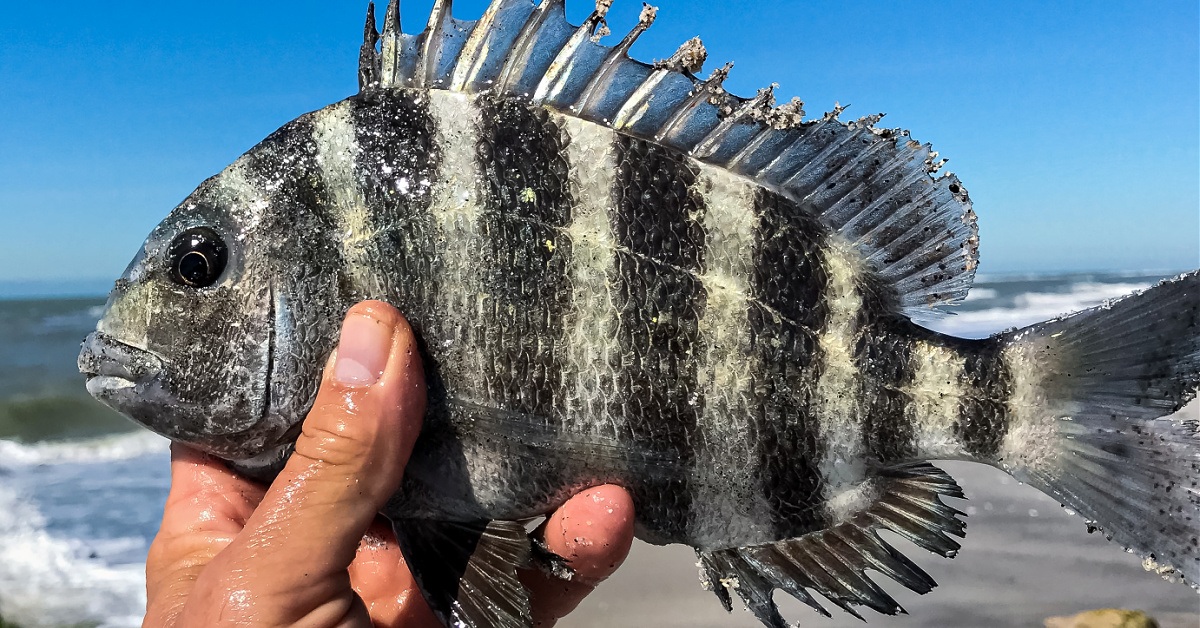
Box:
[691,84,775,160]
[653,62,732,145]
[448,0,501,91]
[611,68,670,129]
[722,115,782,171]
[726,125,802,178]
[364,2,380,46]
[531,4,611,103]
[384,0,401,33]
[359,2,381,91]
[494,0,567,95]
[608,36,706,132]
[657,36,707,74]
[571,3,656,114]
[416,0,455,88]
[379,0,404,86]
[449,0,534,92]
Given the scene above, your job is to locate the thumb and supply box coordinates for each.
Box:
[257,300,426,559]
[182,301,425,625]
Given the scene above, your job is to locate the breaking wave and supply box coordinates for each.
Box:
[0,432,169,628]
[925,279,1156,339]
[0,394,137,444]
[0,431,167,467]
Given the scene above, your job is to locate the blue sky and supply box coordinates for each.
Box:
[1,0,1196,292]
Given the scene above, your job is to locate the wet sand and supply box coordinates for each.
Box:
[565,460,1200,627]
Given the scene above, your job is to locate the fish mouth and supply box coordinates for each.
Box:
[78,331,164,395]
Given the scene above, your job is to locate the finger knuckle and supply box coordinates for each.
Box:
[294,420,373,470]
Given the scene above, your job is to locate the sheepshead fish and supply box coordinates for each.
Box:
[78,1,1200,626]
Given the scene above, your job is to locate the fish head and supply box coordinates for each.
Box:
[78,151,297,462]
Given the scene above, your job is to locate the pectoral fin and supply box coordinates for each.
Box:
[392,518,534,628]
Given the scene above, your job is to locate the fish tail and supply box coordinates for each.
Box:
[992,270,1200,589]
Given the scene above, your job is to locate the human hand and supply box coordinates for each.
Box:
[143,301,636,627]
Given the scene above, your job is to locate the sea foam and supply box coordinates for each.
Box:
[0,430,168,468]
[925,280,1154,338]
[0,431,169,628]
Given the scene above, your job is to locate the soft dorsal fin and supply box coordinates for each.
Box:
[359,0,980,315]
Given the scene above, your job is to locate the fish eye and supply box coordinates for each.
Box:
[168,227,228,288]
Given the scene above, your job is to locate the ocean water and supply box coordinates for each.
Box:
[0,271,1187,627]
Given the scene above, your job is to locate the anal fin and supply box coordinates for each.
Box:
[698,462,967,626]
[393,518,534,628]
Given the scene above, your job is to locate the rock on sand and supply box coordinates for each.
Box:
[1044,609,1159,628]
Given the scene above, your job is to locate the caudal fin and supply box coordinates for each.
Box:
[995,271,1200,589]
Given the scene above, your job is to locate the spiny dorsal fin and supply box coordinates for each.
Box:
[656,35,706,74]
[357,0,981,314]
[697,462,967,625]
[571,3,656,115]
[532,1,613,106]
[359,1,381,90]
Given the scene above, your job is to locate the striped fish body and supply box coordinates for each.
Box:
[223,87,1003,551]
[79,2,1200,625]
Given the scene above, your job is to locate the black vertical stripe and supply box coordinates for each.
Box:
[748,190,830,539]
[473,95,574,419]
[346,90,445,418]
[956,337,1011,458]
[348,90,441,319]
[859,312,918,463]
[238,116,347,440]
[611,136,705,541]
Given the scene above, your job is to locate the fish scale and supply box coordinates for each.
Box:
[77,1,1200,627]
[688,164,770,548]
[609,133,706,543]
[474,95,573,420]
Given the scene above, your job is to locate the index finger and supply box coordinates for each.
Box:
[144,445,267,627]
[521,485,635,626]
[159,444,266,538]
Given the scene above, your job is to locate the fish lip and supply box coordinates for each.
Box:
[78,331,164,384]
[85,374,139,397]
